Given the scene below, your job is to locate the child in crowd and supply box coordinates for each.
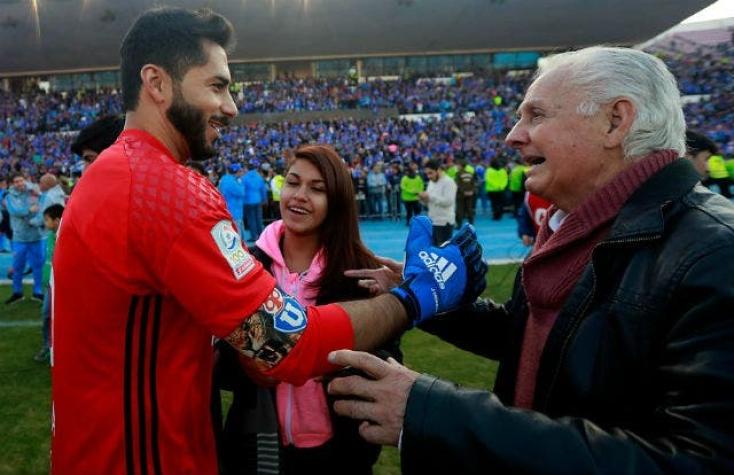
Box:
[33,203,64,363]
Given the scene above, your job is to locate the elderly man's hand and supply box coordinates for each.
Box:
[327,350,419,446]
[344,256,403,295]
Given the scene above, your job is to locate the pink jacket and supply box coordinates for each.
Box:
[255,220,333,448]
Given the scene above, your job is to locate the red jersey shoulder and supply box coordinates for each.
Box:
[121,133,231,280]
[123,135,229,229]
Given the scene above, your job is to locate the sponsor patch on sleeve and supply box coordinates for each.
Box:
[211,220,255,280]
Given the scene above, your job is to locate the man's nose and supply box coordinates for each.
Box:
[505,121,527,149]
[222,92,238,119]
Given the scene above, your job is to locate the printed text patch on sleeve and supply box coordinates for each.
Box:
[211,220,254,280]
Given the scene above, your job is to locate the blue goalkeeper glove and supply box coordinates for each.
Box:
[390,216,488,324]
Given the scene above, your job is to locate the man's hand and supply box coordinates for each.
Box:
[390,216,487,324]
[327,350,419,446]
[344,255,403,295]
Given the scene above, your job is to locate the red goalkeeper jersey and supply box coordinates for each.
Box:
[51,129,351,475]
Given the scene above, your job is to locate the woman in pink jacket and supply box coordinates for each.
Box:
[215,145,401,475]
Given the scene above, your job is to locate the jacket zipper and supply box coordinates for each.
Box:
[540,233,661,411]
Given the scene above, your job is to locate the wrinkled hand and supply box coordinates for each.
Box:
[390,216,487,324]
[344,255,403,295]
[327,350,419,446]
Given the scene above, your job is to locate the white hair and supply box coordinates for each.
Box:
[535,46,686,160]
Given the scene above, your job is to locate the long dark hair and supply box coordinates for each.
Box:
[289,145,379,304]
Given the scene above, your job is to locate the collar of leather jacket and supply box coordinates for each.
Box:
[608,158,699,240]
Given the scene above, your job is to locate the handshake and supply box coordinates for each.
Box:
[348,216,488,325]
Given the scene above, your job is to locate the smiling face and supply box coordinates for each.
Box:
[280,158,329,237]
[505,72,627,212]
[166,40,237,161]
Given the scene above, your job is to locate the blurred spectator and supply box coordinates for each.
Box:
[485,159,508,220]
[69,115,125,166]
[219,163,246,240]
[707,152,731,198]
[517,192,551,247]
[454,157,476,225]
[270,164,285,220]
[243,160,268,242]
[508,161,528,215]
[4,173,44,304]
[400,162,424,226]
[419,159,456,245]
[685,130,717,179]
[0,176,11,252]
[34,203,64,363]
[366,162,387,219]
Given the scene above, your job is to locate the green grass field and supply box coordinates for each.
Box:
[0,263,518,475]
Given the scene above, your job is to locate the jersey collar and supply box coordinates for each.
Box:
[117,128,179,163]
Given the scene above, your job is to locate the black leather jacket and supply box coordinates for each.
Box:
[403,159,734,474]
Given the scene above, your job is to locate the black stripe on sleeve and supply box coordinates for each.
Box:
[149,295,163,475]
[137,296,151,475]
[124,296,139,475]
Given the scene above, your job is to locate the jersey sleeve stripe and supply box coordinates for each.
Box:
[124,296,139,475]
[149,295,163,475]
[124,295,164,475]
[137,296,151,475]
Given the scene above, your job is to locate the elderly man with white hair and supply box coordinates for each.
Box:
[329,47,734,474]
[29,174,67,226]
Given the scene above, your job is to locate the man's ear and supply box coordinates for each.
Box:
[140,64,172,106]
[604,98,636,149]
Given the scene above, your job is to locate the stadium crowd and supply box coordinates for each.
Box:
[2,39,734,233]
[2,4,734,474]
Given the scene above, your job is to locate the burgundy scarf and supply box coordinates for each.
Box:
[513,150,677,408]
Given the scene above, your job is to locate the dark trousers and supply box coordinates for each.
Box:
[488,191,505,220]
[244,204,264,242]
[456,194,475,225]
[707,178,732,198]
[432,224,454,246]
[403,200,422,225]
[511,191,524,216]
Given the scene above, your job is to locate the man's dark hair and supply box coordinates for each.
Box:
[120,7,235,111]
[685,130,718,156]
[10,173,24,181]
[70,116,125,156]
[187,161,208,177]
[425,159,442,171]
[43,204,65,220]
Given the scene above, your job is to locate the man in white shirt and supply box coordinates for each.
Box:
[419,159,457,245]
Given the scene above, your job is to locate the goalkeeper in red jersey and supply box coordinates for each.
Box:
[50,7,487,475]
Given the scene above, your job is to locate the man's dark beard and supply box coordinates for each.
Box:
[166,88,218,162]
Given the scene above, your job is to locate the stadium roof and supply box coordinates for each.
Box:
[0,0,715,76]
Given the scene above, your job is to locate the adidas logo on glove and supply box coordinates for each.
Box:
[418,250,457,289]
